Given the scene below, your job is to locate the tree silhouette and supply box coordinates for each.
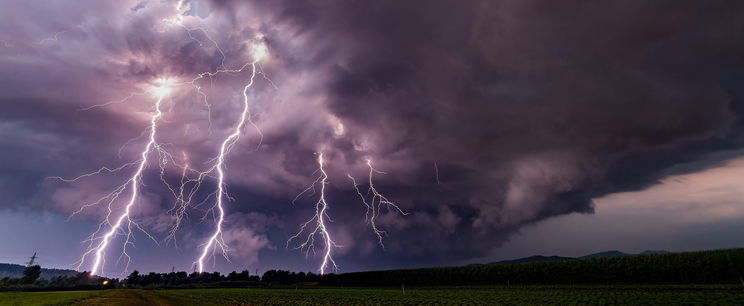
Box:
[21,265,41,284]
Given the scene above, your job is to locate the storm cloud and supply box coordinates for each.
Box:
[2,0,744,272]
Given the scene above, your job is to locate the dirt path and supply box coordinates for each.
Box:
[72,289,218,306]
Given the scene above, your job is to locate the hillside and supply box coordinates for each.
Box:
[320,248,744,286]
[488,255,573,265]
[486,249,668,265]
[0,263,77,280]
[580,250,628,258]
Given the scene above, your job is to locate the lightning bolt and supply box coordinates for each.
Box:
[348,159,407,247]
[195,43,266,273]
[160,0,229,133]
[37,30,67,45]
[64,52,267,274]
[161,4,227,71]
[163,151,196,248]
[52,1,272,274]
[160,52,268,250]
[288,153,340,275]
[73,81,170,276]
[49,0,408,276]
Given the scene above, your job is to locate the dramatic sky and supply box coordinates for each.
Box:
[2,0,744,276]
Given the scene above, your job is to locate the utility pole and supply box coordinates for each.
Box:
[26,252,37,266]
[171,266,175,273]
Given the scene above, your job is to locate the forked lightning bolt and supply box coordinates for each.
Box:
[73,82,170,275]
[49,0,408,276]
[349,159,407,247]
[288,153,339,274]
[55,1,270,274]
[195,43,266,273]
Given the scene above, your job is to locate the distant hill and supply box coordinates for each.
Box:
[321,248,744,286]
[580,250,628,258]
[487,250,669,265]
[489,255,573,265]
[0,263,77,279]
[640,250,670,255]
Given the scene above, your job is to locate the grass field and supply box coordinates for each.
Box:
[0,290,105,306]
[1,286,743,305]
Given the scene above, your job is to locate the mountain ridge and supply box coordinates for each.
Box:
[486,249,670,265]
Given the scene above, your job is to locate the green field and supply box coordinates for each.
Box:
[0,290,105,306]
[1,286,743,305]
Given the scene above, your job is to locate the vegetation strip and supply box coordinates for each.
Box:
[2,286,744,305]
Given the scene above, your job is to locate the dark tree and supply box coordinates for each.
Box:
[126,270,141,286]
[21,265,41,284]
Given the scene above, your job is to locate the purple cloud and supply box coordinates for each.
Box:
[2,0,744,272]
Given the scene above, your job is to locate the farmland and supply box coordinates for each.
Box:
[2,249,744,304]
[1,285,743,305]
[0,290,105,305]
[321,248,744,286]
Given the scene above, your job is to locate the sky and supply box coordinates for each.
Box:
[1,0,744,276]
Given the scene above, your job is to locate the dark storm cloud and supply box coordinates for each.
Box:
[2,0,744,271]
[219,0,744,263]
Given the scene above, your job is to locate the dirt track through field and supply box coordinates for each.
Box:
[72,290,219,306]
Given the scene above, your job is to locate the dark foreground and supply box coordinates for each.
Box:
[1,286,743,305]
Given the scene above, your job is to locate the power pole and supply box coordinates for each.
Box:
[171,266,175,273]
[192,263,197,274]
[26,252,37,266]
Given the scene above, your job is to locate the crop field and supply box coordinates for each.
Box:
[0,290,105,305]
[1,286,743,305]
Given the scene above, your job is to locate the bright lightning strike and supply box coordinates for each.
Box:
[51,1,407,276]
[288,153,340,275]
[77,84,169,276]
[348,159,408,247]
[66,51,267,274]
[59,6,271,273]
[195,44,265,273]
[153,78,172,96]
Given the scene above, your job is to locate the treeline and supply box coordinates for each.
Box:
[0,265,113,291]
[0,263,76,279]
[122,269,321,288]
[321,248,744,286]
[0,267,321,291]
[4,248,743,291]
